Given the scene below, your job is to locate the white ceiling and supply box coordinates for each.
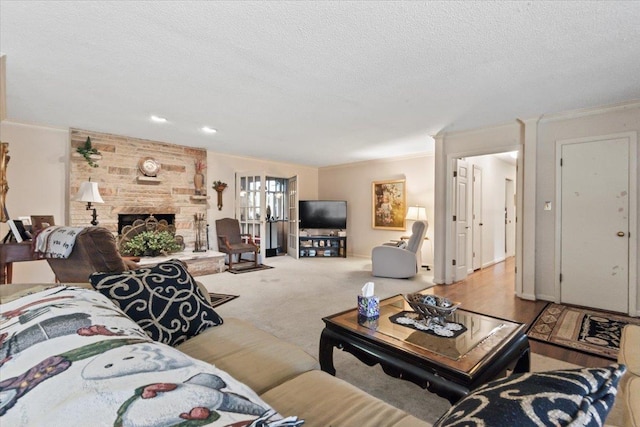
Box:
[1,1,639,167]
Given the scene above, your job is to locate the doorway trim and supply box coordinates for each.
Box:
[554,131,637,315]
[434,121,535,299]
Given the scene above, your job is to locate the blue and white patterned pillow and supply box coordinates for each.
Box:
[435,364,626,427]
[90,259,223,346]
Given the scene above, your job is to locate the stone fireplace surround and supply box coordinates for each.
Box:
[69,129,208,249]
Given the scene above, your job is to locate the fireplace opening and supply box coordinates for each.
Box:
[118,213,175,235]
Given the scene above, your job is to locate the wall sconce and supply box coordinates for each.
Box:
[406,206,428,222]
[75,180,104,225]
[212,180,228,211]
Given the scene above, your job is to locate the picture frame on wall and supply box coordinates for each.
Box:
[372,179,406,230]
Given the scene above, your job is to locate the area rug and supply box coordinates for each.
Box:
[528,303,640,360]
[208,292,239,308]
[227,264,274,274]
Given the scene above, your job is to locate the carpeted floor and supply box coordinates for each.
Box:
[208,292,239,308]
[197,256,583,424]
[528,302,640,360]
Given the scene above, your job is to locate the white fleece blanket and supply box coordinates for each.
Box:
[34,226,85,258]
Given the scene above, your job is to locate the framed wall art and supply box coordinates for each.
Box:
[372,179,406,230]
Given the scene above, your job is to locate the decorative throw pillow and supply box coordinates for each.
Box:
[90,259,223,346]
[435,364,626,427]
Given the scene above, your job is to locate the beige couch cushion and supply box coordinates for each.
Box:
[261,370,431,427]
[176,317,319,394]
[618,325,640,427]
[619,325,640,376]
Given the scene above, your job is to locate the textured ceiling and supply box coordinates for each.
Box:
[1,1,639,167]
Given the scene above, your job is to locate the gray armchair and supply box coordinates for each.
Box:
[371,220,428,279]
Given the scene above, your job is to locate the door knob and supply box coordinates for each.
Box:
[617,231,626,237]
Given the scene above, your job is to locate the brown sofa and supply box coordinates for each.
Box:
[45,226,138,282]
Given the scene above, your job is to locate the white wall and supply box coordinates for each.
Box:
[317,154,435,259]
[534,102,640,312]
[434,123,522,285]
[0,121,68,282]
[206,152,319,251]
[0,120,320,281]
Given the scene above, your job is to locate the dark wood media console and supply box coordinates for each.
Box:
[299,235,346,258]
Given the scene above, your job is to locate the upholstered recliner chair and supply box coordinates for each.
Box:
[46,227,138,282]
[371,220,428,279]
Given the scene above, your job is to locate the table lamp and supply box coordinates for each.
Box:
[75,180,104,225]
[406,206,427,222]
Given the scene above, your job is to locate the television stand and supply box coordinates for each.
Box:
[299,235,346,258]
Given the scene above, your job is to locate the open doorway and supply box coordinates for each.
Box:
[452,151,517,283]
[265,176,288,257]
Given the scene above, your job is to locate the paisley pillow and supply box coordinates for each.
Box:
[90,259,222,346]
[435,364,625,427]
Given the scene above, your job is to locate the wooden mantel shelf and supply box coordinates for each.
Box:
[190,195,210,201]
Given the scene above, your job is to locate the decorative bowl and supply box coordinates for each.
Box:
[405,293,460,324]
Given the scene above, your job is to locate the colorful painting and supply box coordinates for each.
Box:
[372,179,406,230]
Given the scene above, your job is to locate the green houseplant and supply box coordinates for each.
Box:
[76,136,101,168]
[123,230,182,257]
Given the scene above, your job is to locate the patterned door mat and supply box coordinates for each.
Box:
[527,303,640,360]
[227,264,274,274]
[208,293,239,308]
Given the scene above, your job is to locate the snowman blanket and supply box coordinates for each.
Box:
[0,286,303,427]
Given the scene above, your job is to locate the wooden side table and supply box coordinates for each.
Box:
[0,242,42,284]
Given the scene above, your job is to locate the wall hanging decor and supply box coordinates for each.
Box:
[372,179,406,230]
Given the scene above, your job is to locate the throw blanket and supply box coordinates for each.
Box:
[34,226,84,258]
[0,286,303,426]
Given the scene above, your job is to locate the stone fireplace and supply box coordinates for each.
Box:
[69,129,208,249]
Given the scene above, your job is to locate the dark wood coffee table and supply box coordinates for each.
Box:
[319,293,529,404]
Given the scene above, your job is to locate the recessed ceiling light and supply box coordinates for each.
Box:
[151,115,167,123]
[201,126,217,134]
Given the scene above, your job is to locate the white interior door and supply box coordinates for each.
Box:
[287,175,299,259]
[236,172,266,261]
[505,178,516,257]
[453,159,469,282]
[559,137,631,313]
[472,165,483,271]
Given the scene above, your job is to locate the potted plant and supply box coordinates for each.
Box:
[76,136,101,168]
[123,230,182,257]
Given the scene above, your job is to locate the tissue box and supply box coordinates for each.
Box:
[358,295,380,319]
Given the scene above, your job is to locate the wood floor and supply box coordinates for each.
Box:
[431,257,612,368]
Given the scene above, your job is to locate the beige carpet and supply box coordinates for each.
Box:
[197,256,582,424]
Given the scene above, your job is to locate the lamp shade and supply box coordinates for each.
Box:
[75,181,104,204]
[406,206,427,221]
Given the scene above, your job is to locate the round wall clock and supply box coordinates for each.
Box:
[138,157,161,177]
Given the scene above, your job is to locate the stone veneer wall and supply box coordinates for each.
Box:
[69,128,208,248]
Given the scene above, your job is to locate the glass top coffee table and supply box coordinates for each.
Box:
[319,293,530,404]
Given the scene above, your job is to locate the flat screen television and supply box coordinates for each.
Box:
[299,200,347,230]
